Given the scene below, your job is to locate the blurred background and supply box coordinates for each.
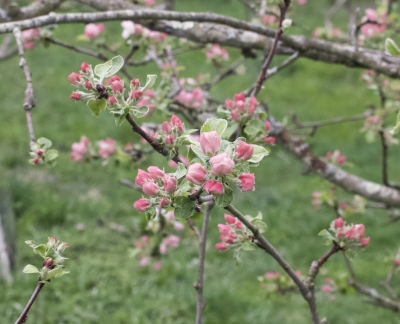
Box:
[1,0,400,323]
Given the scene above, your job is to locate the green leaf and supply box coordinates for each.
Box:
[243,119,265,136]
[252,219,268,233]
[174,163,187,179]
[392,111,400,134]
[130,105,149,118]
[200,118,227,136]
[241,241,256,251]
[45,149,58,161]
[23,264,40,274]
[248,144,269,163]
[174,196,196,219]
[214,187,233,207]
[47,266,69,279]
[33,244,47,258]
[145,207,157,221]
[139,74,157,91]
[37,137,52,149]
[318,229,335,246]
[222,123,238,140]
[190,144,209,162]
[87,98,107,116]
[113,112,127,126]
[385,38,400,57]
[94,55,124,78]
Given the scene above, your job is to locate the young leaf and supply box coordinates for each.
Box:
[243,119,265,136]
[37,137,52,149]
[130,105,149,118]
[391,111,400,134]
[23,264,40,274]
[87,98,107,116]
[139,74,157,91]
[248,144,269,163]
[45,149,58,161]
[214,187,233,207]
[174,163,187,179]
[94,55,124,78]
[174,196,196,219]
[385,38,400,57]
[200,118,227,136]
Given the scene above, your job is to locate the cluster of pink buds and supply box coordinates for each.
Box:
[133,167,178,211]
[331,217,370,248]
[29,137,58,166]
[121,21,168,41]
[215,214,248,251]
[326,150,346,165]
[224,93,259,121]
[205,44,229,62]
[175,88,205,109]
[160,235,180,254]
[262,121,276,145]
[312,27,343,40]
[84,23,105,39]
[186,131,257,194]
[21,28,41,50]
[154,114,185,148]
[321,278,336,301]
[98,138,117,159]
[134,236,162,271]
[70,136,90,162]
[360,9,387,38]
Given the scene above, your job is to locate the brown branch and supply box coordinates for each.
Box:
[14,282,45,324]
[382,267,398,300]
[194,202,213,324]
[224,204,320,324]
[251,1,290,97]
[379,130,389,186]
[13,27,35,145]
[2,0,65,23]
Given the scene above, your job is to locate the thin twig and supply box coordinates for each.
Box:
[13,27,35,146]
[251,0,291,97]
[264,51,299,81]
[381,267,397,300]
[14,282,45,324]
[194,202,213,324]
[379,130,389,186]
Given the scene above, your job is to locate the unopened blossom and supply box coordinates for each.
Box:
[163,175,177,193]
[21,28,40,50]
[186,163,207,185]
[131,90,143,99]
[148,166,164,180]
[210,153,235,175]
[84,23,104,38]
[360,9,386,37]
[133,198,150,212]
[236,141,254,160]
[263,136,276,144]
[203,180,224,195]
[135,169,151,187]
[111,80,124,93]
[142,182,159,196]
[159,197,169,208]
[70,92,81,100]
[98,138,117,159]
[165,134,174,145]
[165,235,180,247]
[200,131,221,155]
[215,215,247,251]
[68,72,81,85]
[170,115,184,131]
[80,62,90,73]
[238,173,255,191]
[121,21,143,39]
[108,96,117,106]
[70,137,90,161]
[161,121,172,133]
[169,156,189,168]
[205,44,229,61]
[333,217,345,229]
[84,80,92,90]
[247,97,258,114]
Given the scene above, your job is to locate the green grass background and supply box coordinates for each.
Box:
[1,0,400,323]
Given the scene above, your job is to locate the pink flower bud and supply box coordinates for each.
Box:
[37,150,44,156]
[68,72,81,85]
[236,141,254,160]
[234,93,246,102]
[163,175,177,193]
[200,131,221,155]
[80,62,90,73]
[326,151,332,158]
[110,75,121,83]
[225,99,235,110]
[215,242,227,251]
[159,197,169,208]
[236,100,246,112]
[142,181,159,196]
[238,173,255,191]
[32,158,40,164]
[171,115,183,131]
[111,80,124,93]
[131,78,140,87]
[204,180,224,195]
[337,155,346,164]
[334,217,345,229]
[108,96,117,106]
[84,80,92,90]
[133,198,150,212]
[165,134,175,145]
[210,153,235,175]
[218,224,231,235]
[247,96,258,114]
[224,214,236,224]
[186,163,207,185]
[131,90,143,99]
[161,121,172,133]
[148,166,165,180]
[230,110,239,121]
[321,285,332,293]
[165,235,180,247]
[264,121,271,132]
[344,226,357,240]
[359,237,370,247]
[135,169,151,187]
[70,92,81,100]
[263,136,276,144]
[84,23,104,38]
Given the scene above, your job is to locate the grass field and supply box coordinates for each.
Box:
[2,0,400,323]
